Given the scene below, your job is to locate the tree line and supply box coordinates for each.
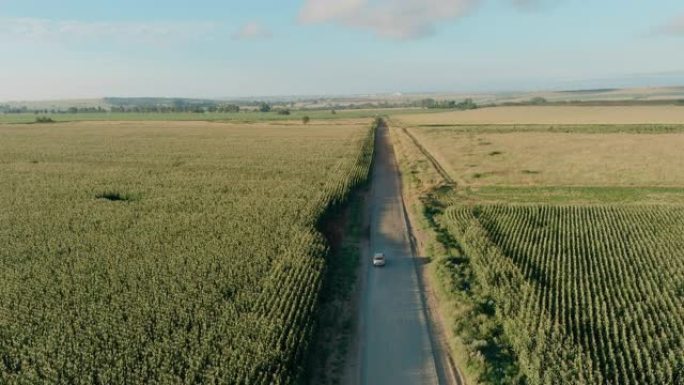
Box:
[418,98,478,110]
[0,104,243,114]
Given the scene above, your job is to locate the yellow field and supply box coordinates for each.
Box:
[408,128,684,187]
[395,106,684,125]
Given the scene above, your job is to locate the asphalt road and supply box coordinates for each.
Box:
[357,123,441,385]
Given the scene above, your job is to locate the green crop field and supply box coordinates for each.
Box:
[390,120,684,385]
[0,120,374,384]
[445,205,684,385]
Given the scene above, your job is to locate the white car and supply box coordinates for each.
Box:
[372,252,386,267]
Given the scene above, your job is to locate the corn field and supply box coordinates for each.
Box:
[0,121,375,384]
[446,204,684,385]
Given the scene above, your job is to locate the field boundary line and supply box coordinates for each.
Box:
[400,126,455,186]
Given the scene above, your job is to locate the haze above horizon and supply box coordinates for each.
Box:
[2,0,684,101]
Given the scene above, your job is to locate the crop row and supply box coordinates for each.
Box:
[445,204,684,385]
[0,121,375,384]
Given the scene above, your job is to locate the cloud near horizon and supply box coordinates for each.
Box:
[655,14,684,36]
[0,17,218,45]
[231,22,273,40]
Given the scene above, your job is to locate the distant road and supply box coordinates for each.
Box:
[356,122,441,385]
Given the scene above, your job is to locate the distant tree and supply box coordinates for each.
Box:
[277,109,291,115]
[331,109,336,115]
[67,107,78,114]
[420,98,477,110]
[456,98,478,110]
[302,116,310,124]
[172,99,186,110]
[223,104,240,113]
[259,102,271,113]
[421,98,437,109]
[529,97,548,105]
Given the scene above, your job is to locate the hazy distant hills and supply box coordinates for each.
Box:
[3,86,684,110]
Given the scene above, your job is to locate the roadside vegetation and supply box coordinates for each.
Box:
[306,181,369,385]
[389,118,684,385]
[305,118,381,385]
[0,120,374,384]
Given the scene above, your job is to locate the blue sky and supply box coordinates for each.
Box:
[1,0,684,100]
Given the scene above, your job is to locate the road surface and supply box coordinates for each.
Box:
[357,122,441,385]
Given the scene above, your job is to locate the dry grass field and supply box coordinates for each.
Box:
[396,105,684,125]
[408,129,684,187]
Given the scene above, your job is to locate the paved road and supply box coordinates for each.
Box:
[358,123,440,385]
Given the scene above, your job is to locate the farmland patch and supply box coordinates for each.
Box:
[0,120,374,384]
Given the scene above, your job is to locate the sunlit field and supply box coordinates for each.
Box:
[396,105,684,125]
[0,120,374,384]
[391,111,684,384]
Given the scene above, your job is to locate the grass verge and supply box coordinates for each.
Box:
[302,119,379,385]
[390,123,524,384]
[303,185,369,385]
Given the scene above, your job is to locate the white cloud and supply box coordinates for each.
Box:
[299,0,564,39]
[510,0,557,11]
[231,22,273,40]
[299,0,479,40]
[0,17,218,44]
[655,15,684,36]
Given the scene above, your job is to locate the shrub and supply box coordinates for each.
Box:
[95,191,139,202]
[259,102,271,113]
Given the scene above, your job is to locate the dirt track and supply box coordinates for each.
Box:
[351,122,445,385]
